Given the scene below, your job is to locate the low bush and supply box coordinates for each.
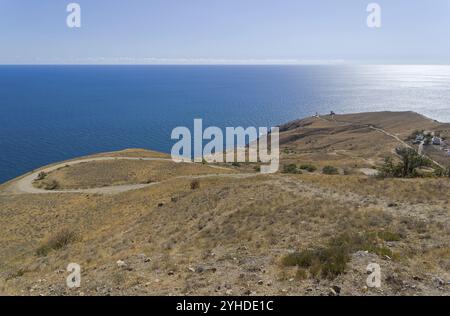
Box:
[36,229,79,256]
[283,164,301,174]
[282,245,349,279]
[36,171,47,181]
[322,166,339,175]
[35,179,59,190]
[282,231,399,279]
[299,164,317,172]
[190,180,200,190]
[43,180,59,190]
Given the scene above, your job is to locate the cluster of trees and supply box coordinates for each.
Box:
[379,147,434,178]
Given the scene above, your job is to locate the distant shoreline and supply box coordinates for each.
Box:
[2,110,449,187]
[1,65,449,182]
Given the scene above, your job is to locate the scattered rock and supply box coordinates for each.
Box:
[116,260,127,268]
[168,270,175,276]
[354,250,369,257]
[328,288,338,296]
[137,253,150,262]
[257,280,264,285]
[331,285,341,294]
[433,277,445,287]
[195,266,205,273]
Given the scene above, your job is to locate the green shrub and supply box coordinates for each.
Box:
[282,231,400,279]
[299,164,317,172]
[282,250,316,267]
[283,164,301,174]
[322,166,339,175]
[433,167,447,177]
[282,245,348,280]
[36,171,47,181]
[378,157,399,178]
[397,147,432,175]
[379,148,434,178]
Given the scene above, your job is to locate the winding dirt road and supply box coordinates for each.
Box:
[1,157,256,195]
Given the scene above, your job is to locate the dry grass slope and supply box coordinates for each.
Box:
[0,113,449,296]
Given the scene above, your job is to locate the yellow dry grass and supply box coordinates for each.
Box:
[0,112,449,296]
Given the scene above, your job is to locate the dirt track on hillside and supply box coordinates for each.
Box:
[1,157,254,195]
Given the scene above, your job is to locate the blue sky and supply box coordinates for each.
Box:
[0,0,449,64]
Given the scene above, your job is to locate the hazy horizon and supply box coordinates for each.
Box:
[1,62,450,66]
[1,0,449,65]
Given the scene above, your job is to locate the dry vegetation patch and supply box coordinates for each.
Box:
[36,229,80,256]
[33,159,233,190]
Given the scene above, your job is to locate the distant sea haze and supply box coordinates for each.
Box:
[0,65,449,183]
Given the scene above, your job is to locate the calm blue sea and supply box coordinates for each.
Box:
[1,65,450,183]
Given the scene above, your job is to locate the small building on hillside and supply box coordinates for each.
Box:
[432,137,441,145]
[413,134,424,144]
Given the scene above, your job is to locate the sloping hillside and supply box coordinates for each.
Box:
[0,112,449,296]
